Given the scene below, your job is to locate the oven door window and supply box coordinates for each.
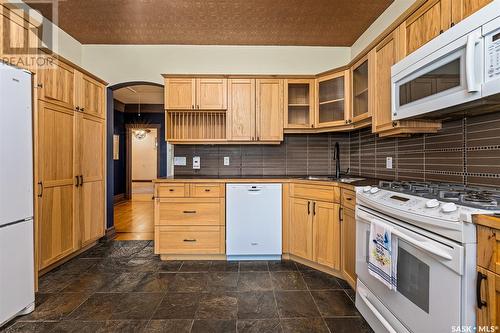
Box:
[396,247,430,313]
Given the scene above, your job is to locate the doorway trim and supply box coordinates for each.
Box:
[125,123,161,200]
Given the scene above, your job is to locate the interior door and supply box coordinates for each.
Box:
[197,78,227,110]
[290,198,313,261]
[77,72,104,119]
[165,78,196,110]
[37,101,76,269]
[256,79,283,141]
[341,207,357,287]
[227,79,255,141]
[313,201,340,269]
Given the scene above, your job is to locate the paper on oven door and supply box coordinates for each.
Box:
[368,219,398,290]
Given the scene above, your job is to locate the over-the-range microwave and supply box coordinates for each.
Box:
[391,1,500,121]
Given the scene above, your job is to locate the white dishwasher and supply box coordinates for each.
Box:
[226,183,282,260]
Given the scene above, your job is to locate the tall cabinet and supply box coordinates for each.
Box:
[36,58,106,271]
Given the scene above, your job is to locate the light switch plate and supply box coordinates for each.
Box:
[193,156,201,169]
[223,156,230,166]
[174,156,186,166]
[386,157,393,169]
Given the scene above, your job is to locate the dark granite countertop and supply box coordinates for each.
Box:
[154,175,382,188]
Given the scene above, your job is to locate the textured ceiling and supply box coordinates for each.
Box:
[25,0,393,46]
[113,85,164,104]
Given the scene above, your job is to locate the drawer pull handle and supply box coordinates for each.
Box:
[205,189,211,192]
[169,189,175,192]
[183,210,197,214]
[183,239,197,242]
[346,197,352,201]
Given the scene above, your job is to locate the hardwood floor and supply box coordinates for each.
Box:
[114,200,154,240]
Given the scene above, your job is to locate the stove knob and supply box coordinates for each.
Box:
[363,186,372,193]
[425,199,439,208]
[370,187,380,194]
[441,202,457,213]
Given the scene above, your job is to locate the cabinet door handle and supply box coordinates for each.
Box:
[192,105,194,109]
[339,207,343,222]
[183,210,197,214]
[313,202,316,215]
[183,239,197,242]
[75,176,79,187]
[477,271,488,309]
[205,189,211,192]
[79,175,83,186]
[80,107,85,112]
[169,189,175,192]
[37,181,43,197]
[307,201,310,215]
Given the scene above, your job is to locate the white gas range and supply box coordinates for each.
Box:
[354,181,499,333]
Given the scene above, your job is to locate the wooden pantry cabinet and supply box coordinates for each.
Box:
[154,183,226,258]
[165,77,227,110]
[36,60,106,271]
[289,183,341,270]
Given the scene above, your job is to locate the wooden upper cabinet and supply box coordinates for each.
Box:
[351,52,373,124]
[165,78,196,110]
[313,201,340,270]
[316,71,350,128]
[290,198,313,261]
[227,79,255,141]
[197,78,227,110]
[38,58,76,111]
[256,79,284,141]
[401,0,452,56]
[77,72,105,119]
[284,79,315,129]
[452,0,492,24]
[165,77,227,110]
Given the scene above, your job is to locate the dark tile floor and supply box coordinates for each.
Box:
[1,240,373,333]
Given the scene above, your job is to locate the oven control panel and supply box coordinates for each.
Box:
[485,27,500,81]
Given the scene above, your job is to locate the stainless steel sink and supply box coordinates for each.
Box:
[299,176,365,183]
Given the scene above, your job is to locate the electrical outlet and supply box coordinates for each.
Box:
[193,156,200,169]
[223,156,230,166]
[174,156,186,166]
[386,157,393,169]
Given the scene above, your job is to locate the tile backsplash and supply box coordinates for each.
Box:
[173,111,500,187]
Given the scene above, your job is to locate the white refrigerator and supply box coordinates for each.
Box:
[0,63,35,326]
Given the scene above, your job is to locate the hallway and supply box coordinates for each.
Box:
[114,200,154,241]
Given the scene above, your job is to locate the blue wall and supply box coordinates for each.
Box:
[113,110,126,195]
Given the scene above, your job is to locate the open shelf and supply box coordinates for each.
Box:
[166,111,226,141]
[288,103,310,107]
[319,98,345,105]
[354,88,368,98]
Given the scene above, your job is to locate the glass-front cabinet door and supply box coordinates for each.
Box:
[351,53,372,123]
[284,79,315,129]
[315,70,350,128]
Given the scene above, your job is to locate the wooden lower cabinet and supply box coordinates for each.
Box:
[341,207,356,288]
[477,267,500,327]
[313,201,340,270]
[154,183,225,256]
[289,190,341,270]
[290,198,313,261]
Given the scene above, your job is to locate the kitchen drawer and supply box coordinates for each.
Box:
[190,183,223,198]
[156,184,189,198]
[155,226,224,254]
[291,183,339,202]
[341,189,356,210]
[477,225,500,274]
[157,199,223,226]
